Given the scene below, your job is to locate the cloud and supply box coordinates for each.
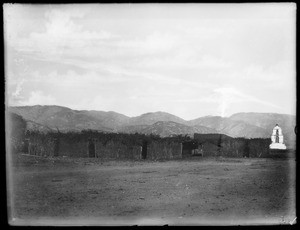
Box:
[136,49,232,70]
[6,6,233,73]
[11,78,25,98]
[116,31,181,54]
[7,8,113,60]
[4,4,296,118]
[6,74,27,105]
[213,87,282,117]
[21,91,57,106]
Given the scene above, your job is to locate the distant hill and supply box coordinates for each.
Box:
[229,112,296,132]
[188,116,270,138]
[118,124,150,134]
[7,105,296,148]
[229,112,296,148]
[81,110,130,131]
[8,105,114,132]
[25,120,54,133]
[120,121,218,137]
[127,111,187,126]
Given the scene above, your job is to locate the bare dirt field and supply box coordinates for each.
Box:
[7,154,296,226]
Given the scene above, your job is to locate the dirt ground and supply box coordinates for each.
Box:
[7,154,296,226]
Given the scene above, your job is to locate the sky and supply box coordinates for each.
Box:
[4,3,296,120]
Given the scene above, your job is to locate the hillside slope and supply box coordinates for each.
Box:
[8,105,296,148]
[127,111,187,126]
[188,116,270,138]
[9,105,113,132]
[120,121,218,137]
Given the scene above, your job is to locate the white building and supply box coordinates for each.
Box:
[269,124,287,150]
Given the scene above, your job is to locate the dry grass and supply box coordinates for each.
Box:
[8,154,296,226]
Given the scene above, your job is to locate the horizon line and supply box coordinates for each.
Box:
[6,104,296,120]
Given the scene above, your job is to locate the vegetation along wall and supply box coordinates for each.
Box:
[24,131,188,160]
[23,131,271,159]
[194,133,271,158]
[147,141,182,160]
[27,133,56,157]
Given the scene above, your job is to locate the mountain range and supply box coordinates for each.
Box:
[8,105,296,148]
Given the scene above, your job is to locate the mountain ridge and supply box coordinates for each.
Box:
[7,105,296,148]
[8,105,295,121]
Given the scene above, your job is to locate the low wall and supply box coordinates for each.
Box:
[147,141,182,160]
[26,134,142,159]
[58,137,88,157]
[26,133,183,160]
[182,141,198,157]
[28,136,142,159]
[95,141,141,160]
[26,132,273,160]
[201,142,220,157]
[219,139,246,157]
[248,139,270,158]
[194,134,271,158]
[27,135,56,157]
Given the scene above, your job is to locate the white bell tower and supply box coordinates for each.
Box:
[269,124,287,150]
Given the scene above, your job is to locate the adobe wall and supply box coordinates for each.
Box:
[95,140,142,160]
[27,135,56,157]
[58,137,88,157]
[50,137,143,159]
[27,131,271,160]
[182,141,198,157]
[248,139,270,157]
[219,139,246,157]
[197,137,271,158]
[26,134,142,159]
[201,142,220,157]
[147,141,182,160]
